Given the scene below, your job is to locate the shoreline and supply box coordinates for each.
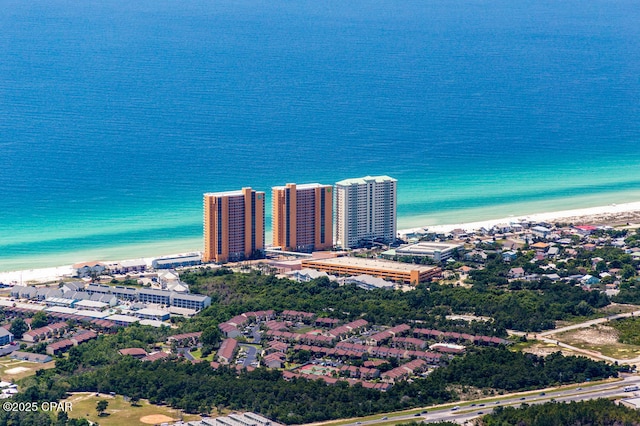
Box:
[2,201,640,285]
[398,201,640,236]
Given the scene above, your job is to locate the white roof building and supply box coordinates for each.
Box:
[106,314,140,326]
[286,268,335,283]
[335,175,397,249]
[394,242,463,262]
[340,274,395,290]
[74,300,109,311]
[138,319,167,328]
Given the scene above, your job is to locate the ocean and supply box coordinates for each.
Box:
[1,0,639,271]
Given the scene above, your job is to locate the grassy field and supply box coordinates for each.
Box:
[571,342,640,359]
[0,355,55,381]
[63,393,201,426]
[555,324,640,360]
[598,303,640,315]
[189,348,214,361]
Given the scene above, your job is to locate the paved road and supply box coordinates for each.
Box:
[538,310,640,338]
[314,375,640,426]
[251,325,262,344]
[177,347,195,361]
[507,309,640,365]
[240,344,258,367]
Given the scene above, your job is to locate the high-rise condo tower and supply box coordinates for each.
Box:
[272,183,333,252]
[203,187,265,263]
[335,175,397,249]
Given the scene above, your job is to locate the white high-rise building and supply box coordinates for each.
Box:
[335,175,397,249]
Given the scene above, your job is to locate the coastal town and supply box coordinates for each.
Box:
[4,0,639,424]
[1,176,640,425]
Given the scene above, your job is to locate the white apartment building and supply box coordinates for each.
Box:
[335,175,397,249]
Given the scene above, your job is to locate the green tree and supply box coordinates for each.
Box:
[10,318,29,339]
[595,260,608,273]
[201,326,222,345]
[55,410,69,426]
[31,311,49,329]
[574,300,593,316]
[622,264,636,280]
[96,399,109,416]
[129,394,140,406]
[200,326,222,356]
[68,419,92,426]
[290,349,311,364]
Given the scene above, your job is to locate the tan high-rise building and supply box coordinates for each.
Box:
[272,183,333,252]
[203,187,265,263]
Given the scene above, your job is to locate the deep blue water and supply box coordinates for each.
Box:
[1,0,640,270]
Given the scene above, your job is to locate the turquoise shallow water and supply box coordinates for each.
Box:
[1,0,639,271]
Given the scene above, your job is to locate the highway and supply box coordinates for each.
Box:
[325,375,640,426]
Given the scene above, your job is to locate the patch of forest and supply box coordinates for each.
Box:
[480,399,640,426]
[182,267,609,332]
[609,317,640,346]
[13,330,618,425]
[3,267,623,424]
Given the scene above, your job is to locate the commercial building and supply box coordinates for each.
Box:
[393,242,463,262]
[272,183,333,252]
[204,188,265,263]
[11,351,52,363]
[200,412,283,426]
[301,257,440,285]
[335,175,397,249]
[0,329,13,346]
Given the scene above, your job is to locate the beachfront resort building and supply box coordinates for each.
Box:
[272,183,333,252]
[203,188,265,263]
[335,175,397,249]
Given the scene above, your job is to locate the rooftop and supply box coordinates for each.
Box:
[303,256,437,273]
[272,182,330,190]
[204,188,264,198]
[335,175,396,186]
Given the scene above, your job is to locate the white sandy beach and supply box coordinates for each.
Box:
[2,202,640,285]
[400,201,640,235]
[0,264,76,286]
[0,257,153,286]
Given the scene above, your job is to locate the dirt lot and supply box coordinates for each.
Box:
[552,324,640,360]
[522,343,576,358]
[140,414,177,424]
[561,325,619,346]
